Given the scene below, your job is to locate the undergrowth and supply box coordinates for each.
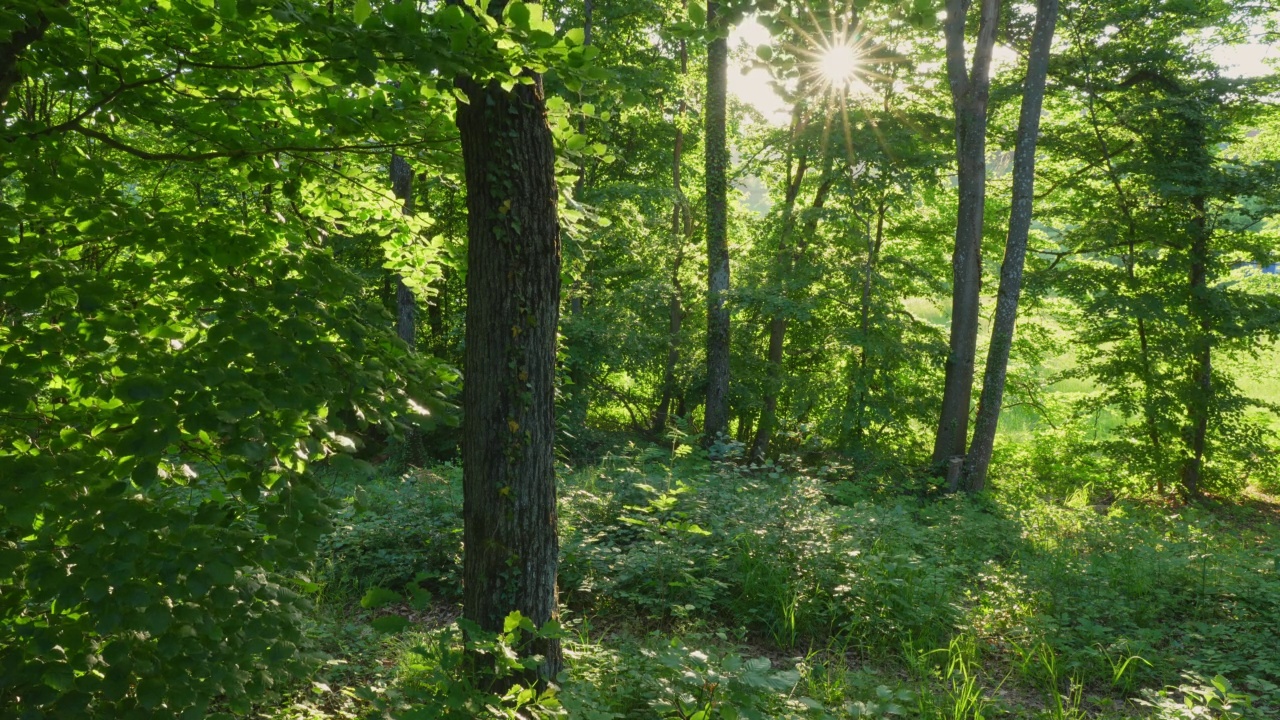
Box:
[264,440,1280,719]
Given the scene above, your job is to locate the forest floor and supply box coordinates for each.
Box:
[258,445,1280,720]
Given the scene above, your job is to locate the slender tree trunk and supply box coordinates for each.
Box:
[750,145,838,463]
[703,0,731,445]
[1084,94,1164,491]
[847,196,887,450]
[427,268,447,350]
[566,0,595,426]
[750,121,808,463]
[655,22,689,434]
[654,248,685,432]
[963,0,1059,492]
[455,54,562,682]
[736,409,756,444]
[933,0,1001,468]
[1181,196,1211,499]
[390,153,417,347]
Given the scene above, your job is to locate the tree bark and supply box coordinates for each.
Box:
[963,0,1059,492]
[703,0,731,445]
[455,59,562,682]
[933,0,1001,468]
[390,152,417,348]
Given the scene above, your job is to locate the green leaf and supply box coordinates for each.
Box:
[360,587,401,610]
[507,1,531,29]
[689,0,706,26]
[42,664,75,692]
[370,615,410,633]
[46,286,78,308]
[565,27,585,46]
[353,0,371,24]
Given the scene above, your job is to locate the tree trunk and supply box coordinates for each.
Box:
[749,120,808,463]
[566,0,595,427]
[655,22,690,435]
[455,58,562,682]
[1084,93,1164,493]
[963,0,1059,492]
[846,195,887,450]
[933,0,1000,469]
[750,143,838,463]
[703,0,731,445]
[736,409,756,445]
[427,268,447,351]
[390,153,418,348]
[654,251,685,433]
[1180,195,1211,499]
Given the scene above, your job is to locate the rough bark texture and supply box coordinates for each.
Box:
[390,153,418,348]
[963,0,1059,492]
[703,0,731,445]
[455,68,562,680]
[933,0,1001,469]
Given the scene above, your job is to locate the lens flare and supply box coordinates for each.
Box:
[817,42,861,86]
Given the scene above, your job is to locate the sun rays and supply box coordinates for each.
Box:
[758,0,908,173]
[816,41,862,87]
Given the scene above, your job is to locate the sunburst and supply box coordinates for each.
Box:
[816,42,862,87]
[767,1,902,167]
[792,23,880,98]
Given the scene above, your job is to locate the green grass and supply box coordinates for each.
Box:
[262,445,1280,719]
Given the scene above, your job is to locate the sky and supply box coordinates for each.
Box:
[726,16,1278,126]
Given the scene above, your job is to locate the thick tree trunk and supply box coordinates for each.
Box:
[1181,196,1211,499]
[703,0,731,445]
[390,153,418,348]
[455,63,562,681]
[963,0,1059,492]
[933,0,1001,468]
